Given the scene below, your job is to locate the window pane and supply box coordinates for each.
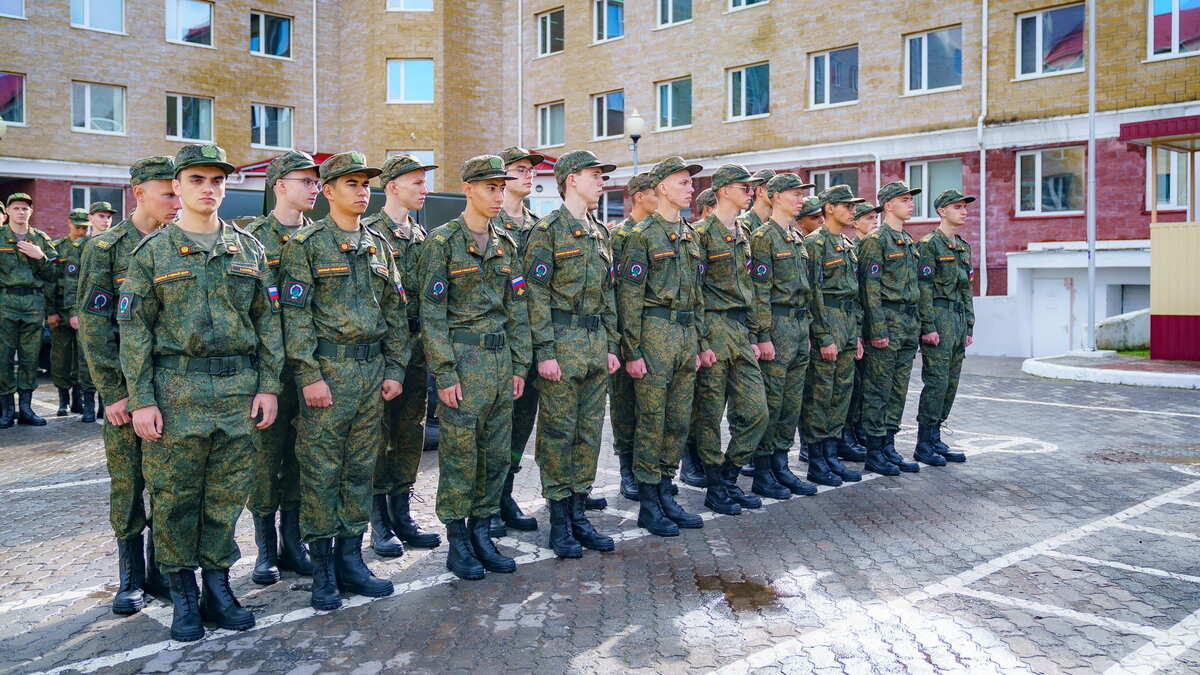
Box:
[549,10,564,52]
[1041,5,1084,73]
[908,164,925,217]
[658,84,669,127]
[594,96,604,136]
[72,83,87,128]
[180,0,212,45]
[90,187,124,217]
[1018,154,1037,211]
[387,61,400,99]
[181,97,211,140]
[1176,150,1190,206]
[596,91,623,136]
[265,15,291,57]
[71,188,88,210]
[594,0,603,41]
[606,0,624,39]
[813,173,827,192]
[1151,0,1173,55]
[672,0,691,22]
[813,55,825,105]
[89,85,124,133]
[1040,147,1084,211]
[829,47,857,103]
[166,95,178,136]
[72,0,84,23]
[550,104,564,145]
[1019,16,1037,74]
[0,73,24,124]
[730,70,743,117]
[927,27,962,89]
[829,169,857,195]
[404,60,434,101]
[672,78,691,126]
[1182,0,1200,54]
[0,0,22,16]
[745,63,769,115]
[268,107,292,147]
[908,36,923,90]
[401,0,432,8]
[91,0,124,31]
[250,13,261,52]
[928,158,963,197]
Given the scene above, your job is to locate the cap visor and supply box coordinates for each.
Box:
[685,164,703,176]
[466,171,517,182]
[176,161,237,176]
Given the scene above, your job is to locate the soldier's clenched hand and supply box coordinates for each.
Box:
[871,337,890,349]
[625,358,647,379]
[132,406,163,441]
[607,353,620,375]
[921,331,940,346]
[303,380,334,408]
[756,341,775,361]
[819,343,838,361]
[105,397,131,426]
[251,393,278,429]
[438,383,462,408]
[381,379,402,401]
[512,376,525,400]
[47,313,60,329]
[538,358,562,382]
[855,337,864,360]
[698,349,717,368]
[15,240,45,260]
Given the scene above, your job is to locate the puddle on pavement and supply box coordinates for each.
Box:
[694,573,793,612]
[1089,443,1200,465]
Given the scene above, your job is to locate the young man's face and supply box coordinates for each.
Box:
[658,171,694,211]
[464,178,507,218]
[633,188,658,214]
[853,212,878,236]
[389,171,430,211]
[277,168,320,212]
[174,166,227,216]
[939,201,969,227]
[135,180,182,224]
[774,188,805,219]
[323,173,372,216]
[825,202,856,227]
[798,214,824,234]
[719,183,753,211]
[6,202,31,226]
[505,159,535,198]
[886,194,914,221]
[755,185,772,206]
[88,212,113,232]
[570,167,605,204]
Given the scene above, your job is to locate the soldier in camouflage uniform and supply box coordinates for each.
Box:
[608,172,656,501]
[522,150,620,559]
[118,144,282,641]
[280,152,410,609]
[0,192,55,428]
[803,185,866,487]
[78,156,178,615]
[420,156,531,580]
[49,209,91,417]
[750,174,819,498]
[693,188,716,221]
[678,184,717,490]
[846,201,881,452]
[361,152,443,557]
[244,151,320,585]
[914,189,976,466]
[738,168,776,233]
[616,156,706,537]
[858,183,924,477]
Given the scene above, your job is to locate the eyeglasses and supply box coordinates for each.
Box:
[280,178,321,188]
[509,167,538,177]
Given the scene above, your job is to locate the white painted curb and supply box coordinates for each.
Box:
[1022,356,1200,390]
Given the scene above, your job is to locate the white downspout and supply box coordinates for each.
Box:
[311,0,318,152]
[516,0,524,148]
[976,0,989,296]
[872,151,881,200]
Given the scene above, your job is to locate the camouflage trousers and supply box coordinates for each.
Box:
[534,325,608,500]
[50,324,93,391]
[247,366,301,516]
[803,344,857,443]
[756,315,810,455]
[694,315,769,467]
[105,420,148,540]
[862,307,919,437]
[918,306,968,426]
[510,364,539,473]
[295,355,384,541]
[374,343,428,495]
[632,319,697,484]
[0,294,43,394]
[609,365,635,457]
[142,369,256,572]
[847,354,864,430]
[435,344,512,524]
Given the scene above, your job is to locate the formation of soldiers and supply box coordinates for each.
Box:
[0,142,977,643]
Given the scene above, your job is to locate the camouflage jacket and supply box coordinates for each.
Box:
[749,217,813,343]
[0,224,58,297]
[735,209,767,235]
[857,221,920,341]
[243,212,313,272]
[361,210,426,320]
[917,227,975,335]
[805,224,862,350]
[51,235,89,317]
[496,203,539,255]
[692,213,763,343]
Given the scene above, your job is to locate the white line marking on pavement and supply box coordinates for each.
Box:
[950,587,1167,638]
[1042,550,1200,585]
[3,478,110,494]
[1104,606,1200,675]
[0,589,107,614]
[1166,498,1200,508]
[953,394,1200,420]
[1109,522,1200,541]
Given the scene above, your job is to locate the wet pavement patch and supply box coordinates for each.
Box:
[694,573,794,612]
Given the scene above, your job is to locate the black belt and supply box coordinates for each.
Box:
[771,304,807,319]
[882,299,918,315]
[0,287,39,296]
[153,354,253,376]
[822,296,856,312]
[551,309,602,331]
[315,339,383,361]
[407,316,421,334]
[711,308,748,323]
[452,330,506,350]
[644,307,694,327]
[933,298,966,313]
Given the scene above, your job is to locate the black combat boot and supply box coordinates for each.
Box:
[740,460,755,477]
[853,422,869,449]
[307,538,341,610]
[16,391,46,426]
[80,391,96,423]
[489,515,507,538]
[722,461,762,509]
[143,530,168,597]
[772,450,817,496]
[468,517,517,573]
[883,432,920,473]
[930,425,966,463]
[837,427,867,462]
[679,441,707,487]
[500,473,538,531]
[334,535,394,597]
[636,482,679,537]
[806,438,843,487]
[251,513,281,585]
[369,495,405,558]
[798,438,809,463]
[914,424,947,466]
[546,499,583,559]
[863,436,901,476]
[70,385,83,414]
[56,387,70,416]
[387,489,441,548]
[703,465,741,515]
[0,394,14,428]
[112,535,146,615]
[584,494,607,510]
[445,520,485,580]
[199,568,255,631]
[658,478,703,528]
[825,438,863,482]
[618,452,639,501]
[751,454,792,500]
[166,570,204,641]
[277,510,312,574]
[571,494,615,551]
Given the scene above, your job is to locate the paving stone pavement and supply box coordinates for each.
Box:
[1,355,1199,674]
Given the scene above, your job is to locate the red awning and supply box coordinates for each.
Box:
[236,152,335,175]
[1119,116,1200,151]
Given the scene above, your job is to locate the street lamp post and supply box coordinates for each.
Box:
[627,108,645,175]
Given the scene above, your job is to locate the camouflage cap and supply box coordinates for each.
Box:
[649,156,702,188]
[379,152,439,185]
[765,173,816,197]
[554,149,617,187]
[695,188,717,211]
[709,164,755,191]
[265,151,320,188]
[320,151,381,185]
[934,188,976,209]
[5,192,32,207]
[498,146,545,168]
[877,180,921,204]
[817,184,865,205]
[750,168,776,185]
[626,171,654,195]
[173,143,236,177]
[853,202,883,219]
[461,155,516,183]
[797,196,824,219]
[68,208,90,225]
[129,156,175,186]
[88,201,117,215]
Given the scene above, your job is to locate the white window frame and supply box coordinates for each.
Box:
[656,77,692,131]
[657,0,691,27]
[904,26,963,95]
[1015,147,1086,216]
[250,11,292,60]
[536,101,565,149]
[1146,0,1200,60]
[165,93,213,142]
[810,46,859,108]
[386,0,434,11]
[165,0,214,47]
[71,186,125,217]
[593,0,624,44]
[727,0,767,12]
[72,81,126,136]
[810,168,859,196]
[905,158,964,221]
[591,90,624,140]
[71,0,126,34]
[385,59,435,104]
[537,8,564,57]
[727,62,770,121]
[1145,147,1190,210]
[0,71,26,126]
[0,0,24,19]
[250,104,294,150]
[1015,4,1086,80]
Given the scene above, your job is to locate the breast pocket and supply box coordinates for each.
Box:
[552,246,586,290]
[448,259,484,296]
[312,258,352,304]
[152,268,199,306]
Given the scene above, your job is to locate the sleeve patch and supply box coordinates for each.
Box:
[529,259,552,284]
[511,275,527,298]
[370,263,390,280]
[425,276,448,303]
[115,293,136,321]
[266,285,282,313]
[624,261,647,284]
[867,261,882,278]
[83,286,115,316]
[281,280,311,307]
[396,282,408,304]
[65,263,79,276]
[750,260,772,282]
[919,264,935,279]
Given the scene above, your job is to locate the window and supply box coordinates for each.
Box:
[658,0,691,25]
[592,91,624,139]
[906,158,964,219]
[386,150,436,185]
[1017,147,1085,214]
[251,12,291,58]
[72,82,125,134]
[0,72,24,125]
[594,0,624,42]
[251,104,293,149]
[165,94,212,141]
[529,197,563,218]
[1148,148,1190,209]
[595,188,625,224]
[728,62,769,119]
[537,9,564,55]
[387,0,433,9]
[812,46,858,106]
[729,0,767,8]
[537,102,564,147]
[810,168,858,196]
[1151,0,1200,58]
[166,0,213,46]
[0,0,22,18]
[71,0,124,32]
[71,186,125,218]
[386,59,434,103]
[657,77,692,129]
[906,26,962,93]
[1017,4,1085,77]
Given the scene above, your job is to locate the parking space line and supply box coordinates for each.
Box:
[3,478,111,495]
[951,587,1166,639]
[1103,606,1200,675]
[1042,550,1200,585]
[1166,498,1200,509]
[1109,522,1200,541]
[949,394,1200,420]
